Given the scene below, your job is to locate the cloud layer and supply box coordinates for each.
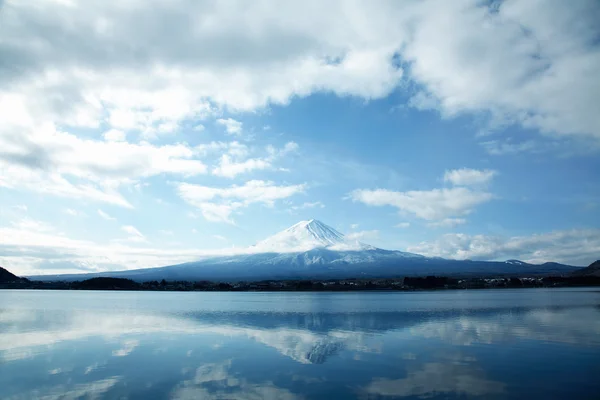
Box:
[408,229,600,266]
[2,0,598,142]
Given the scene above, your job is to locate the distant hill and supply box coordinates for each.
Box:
[0,266,23,283]
[571,260,600,277]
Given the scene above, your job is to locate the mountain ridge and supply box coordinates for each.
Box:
[27,219,582,282]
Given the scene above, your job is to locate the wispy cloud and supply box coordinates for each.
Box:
[97,209,116,221]
[427,218,466,229]
[120,225,146,243]
[176,180,306,224]
[346,230,379,242]
[289,201,325,212]
[63,208,86,217]
[211,141,299,178]
[443,169,496,186]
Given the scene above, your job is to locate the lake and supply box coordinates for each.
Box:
[1,288,600,399]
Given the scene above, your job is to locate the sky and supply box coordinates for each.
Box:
[1,0,599,275]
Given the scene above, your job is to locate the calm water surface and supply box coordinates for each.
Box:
[1,288,600,399]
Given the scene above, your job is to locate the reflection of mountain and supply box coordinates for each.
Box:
[243,328,348,364]
[3,303,600,366]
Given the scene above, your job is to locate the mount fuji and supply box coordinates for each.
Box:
[31,219,580,281]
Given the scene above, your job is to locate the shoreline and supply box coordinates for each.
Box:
[2,275,599,292]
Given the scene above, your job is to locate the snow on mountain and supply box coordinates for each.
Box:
[29,219,581,282]
[252,219,376,252]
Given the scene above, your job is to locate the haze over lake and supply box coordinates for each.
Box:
[2,288,600,399]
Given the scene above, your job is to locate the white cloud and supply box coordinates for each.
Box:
[290,201,325,211]
[102,129,126,142]
[213,235,227,241]
[12,205,28,212]
[0,218,274,275]
[405,0,600,139]
[407,229,600,266]
[0,0,596,158]
[196,141,249,158]
[395,222,410,228]
[216,118,243,136]
[211,141,298,178]
[350,187,492,221]
[443,168,496,186]
[177,180,306,223]
[120,225,146,242]
[350,223,360,229]
[97,209,116,221]
[0,124,207,207]
[0,0,596,145]
[193,124,205,132]
[11,218,56,233]
[480,139,539,156]
[278,142,300,156]
[427,218,466,229]
[121,225,143,237]
[212,155,271,178]
[346,230,379,242]
[63,208,85,217]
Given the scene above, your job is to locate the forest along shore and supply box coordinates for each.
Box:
[1,275,599,291]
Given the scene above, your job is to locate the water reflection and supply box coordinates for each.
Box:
[364,362,506,398]
[1,289,600,399]
[171,360,301,400]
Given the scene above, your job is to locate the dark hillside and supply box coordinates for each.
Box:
[75,277,140,290]
[0,266,21,283]
[571,260,600,277]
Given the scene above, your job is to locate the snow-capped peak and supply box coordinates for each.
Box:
[252,219,375,253]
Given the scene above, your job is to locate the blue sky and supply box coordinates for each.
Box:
[1,0,599,274]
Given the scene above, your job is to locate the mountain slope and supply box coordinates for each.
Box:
[29,219,581,282]
[0,266,22,283]
[571,260,600,277]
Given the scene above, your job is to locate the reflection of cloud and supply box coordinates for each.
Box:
[12,377,120,400]
[112,339,139,357]
[410,308,600,346]
[171,360,301,400]
[192,360,236,385]
[84,362,104,375]
[364,362,505,398]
